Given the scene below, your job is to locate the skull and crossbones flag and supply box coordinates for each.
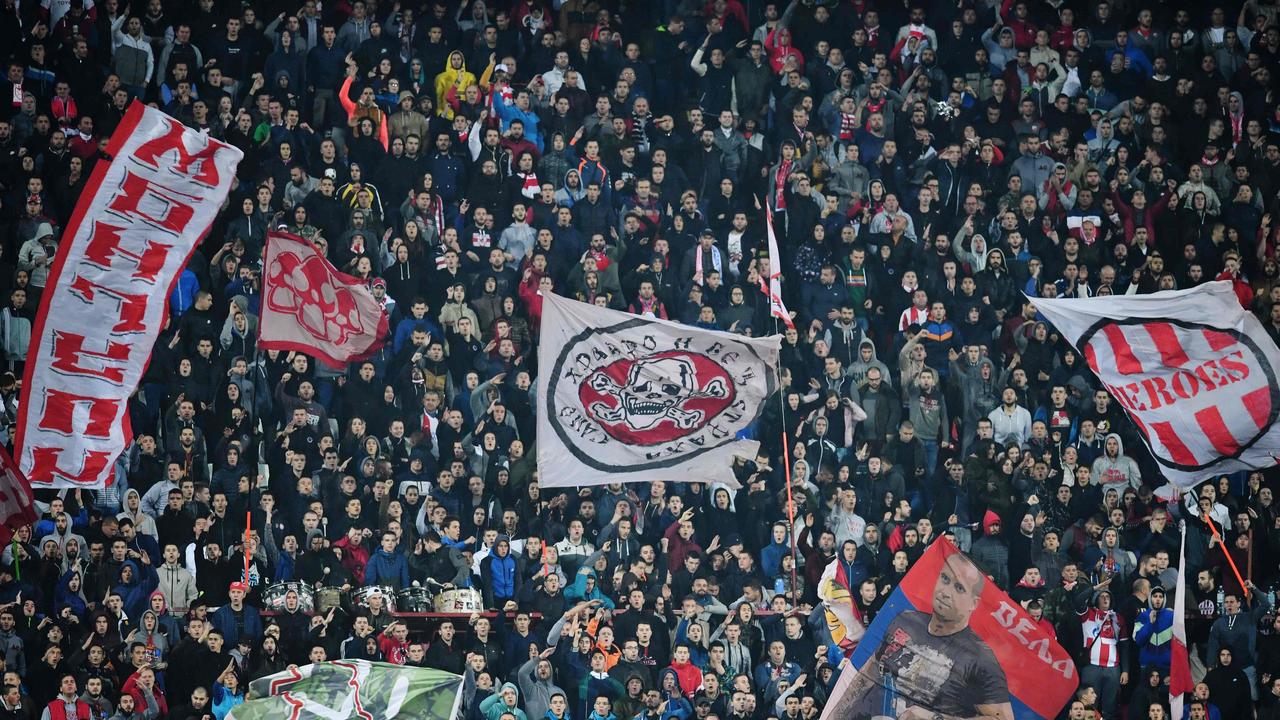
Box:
[537,292,780,489]
[259,231,389,368]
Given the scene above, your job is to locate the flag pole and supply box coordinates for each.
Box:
[762,204,799,607]
[1203,510,1249,599]
[244,511,252,585]
[1170,520,1193,720]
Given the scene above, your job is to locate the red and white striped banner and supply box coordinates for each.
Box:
[15,102,242,489]
[1033,281,1280,488]
[761,206,794,329]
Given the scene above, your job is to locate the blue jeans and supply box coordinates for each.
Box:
[921,439,939,478]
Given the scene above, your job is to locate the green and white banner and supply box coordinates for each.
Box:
[228,660,463,720]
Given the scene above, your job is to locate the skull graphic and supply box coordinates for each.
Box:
[588,356,729,431]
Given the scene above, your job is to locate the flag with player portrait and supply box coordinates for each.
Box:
[819,538,1077,720]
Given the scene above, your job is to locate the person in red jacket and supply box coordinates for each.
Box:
[1215,252,1253,308]
[41,674,92,720]
[333,524,372,582]
[121,665,168,718]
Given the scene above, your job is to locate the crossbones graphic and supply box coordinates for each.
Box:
[588,356,729,431]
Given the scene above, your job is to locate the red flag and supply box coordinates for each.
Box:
[259,232,389,368]
[1170,520,1193,719]
[0,444,38,548]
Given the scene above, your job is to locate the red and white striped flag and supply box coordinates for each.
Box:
[761,206,794,330]
[1170,520,1193,719]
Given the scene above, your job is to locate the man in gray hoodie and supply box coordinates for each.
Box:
[951,346,1001,452]
[517,648,564,720]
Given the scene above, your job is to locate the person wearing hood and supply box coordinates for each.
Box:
[565,550,615,609]
[481,535,520,609]
[38,512,87,559]
[518,647,564,720]
[434,51,476,121]
[759,523,792,579]
[480,681,529,720]
[1079,587,1128,719]
[364,530,410,589]
[555,169,587,207]
[112,559,159,626]
[1089,433,1141,491]
[969,510,1011,589]
[651,670,694,720]
[1133,586,1175,673]
[55,569,89,620]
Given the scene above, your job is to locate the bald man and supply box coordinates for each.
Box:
[837,553,1014,720]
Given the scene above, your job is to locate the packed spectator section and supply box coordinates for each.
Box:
[2,0,1280,720]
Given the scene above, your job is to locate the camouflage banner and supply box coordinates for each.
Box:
[228,660,463,720]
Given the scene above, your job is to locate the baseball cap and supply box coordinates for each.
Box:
[229,581,249,593]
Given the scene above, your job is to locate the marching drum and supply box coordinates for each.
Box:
[433,588,484,613]
[396,586,433,613]
[353,585,397,613]
[263,581,315,613]
[315,586,345,615]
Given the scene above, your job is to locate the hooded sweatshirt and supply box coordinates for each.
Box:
[1133,598,1174,669]
[969,511,1010,589]
[1089,433,1141,491]
[156,558,197,615]
[518,656,565,720]
[434,51,476,120]
[112,560,159,624]
[845,339,891,389]
[480,682,529,720]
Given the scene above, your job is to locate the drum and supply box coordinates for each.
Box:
[315,587,345,615]
[433,588,484,613]
[353,585,397,613]
[262,581,314,613]
[396,586,433,613]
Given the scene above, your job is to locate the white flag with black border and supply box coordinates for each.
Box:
[536,292,780,489]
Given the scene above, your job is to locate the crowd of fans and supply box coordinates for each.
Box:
[2,0,1280,720]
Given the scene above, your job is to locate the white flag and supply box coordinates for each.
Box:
[763,206,795,329]
[15,102,242,488]
[1032,281,1280,488]
[536,293,779,488]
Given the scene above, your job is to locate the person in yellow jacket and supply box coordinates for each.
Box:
[435,50,476,120]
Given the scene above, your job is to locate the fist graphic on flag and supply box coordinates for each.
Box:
[260,232,388,369]
[266,250,366,345]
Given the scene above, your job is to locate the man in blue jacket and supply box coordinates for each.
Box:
[365,530,410,589]
[1133,585,1174,672]
[210,582,264,644]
